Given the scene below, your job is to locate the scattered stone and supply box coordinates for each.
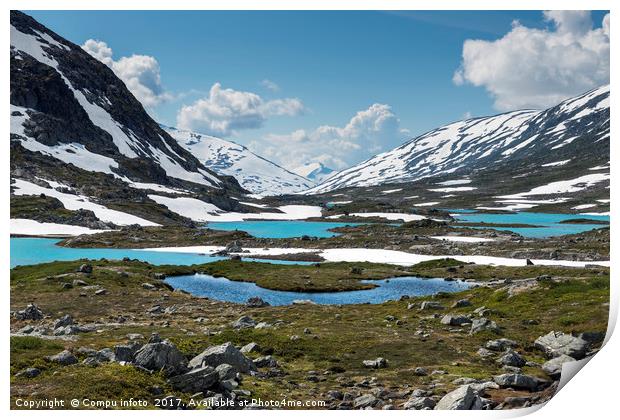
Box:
[476,348,494,358]
[78,264,93,273]
[254,322,272,329]
[73,279,88,287]
[440,314,471,326]
[232,316,256,329]
[542,354,576,379]
[127,333,145,341]
[485,338,517,351]
[404,396,436,410]
[435,385,482,410]
[420,301,445,310]
[134,340,188,376]
[362,358,387,369]
[452,377,477,385]
[14,303,44,320]
[188,342,256,373]
[470,318,500,334]
[290,335,301,341]
[15,367,41,378]
[353,394,379,409]
[168,366,219,393]
[246,297,270,308]
[303,328,312,334]
[452,299,471,308]
[253,355,278,368]
[534,331,589,359]
[497,350,526,367]
[240,342,261,354]
[142,283,156,290]
[493,373,540,391]
[414,367,428,376]
[94,289,107,296]
[47,350,78,366]
[53,314,74,329]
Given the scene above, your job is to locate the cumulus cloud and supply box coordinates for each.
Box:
[260,79,280,91]
[453,11,610,110]
[249,104,408,172]
[176,83,304,137]
[82,39,171,108]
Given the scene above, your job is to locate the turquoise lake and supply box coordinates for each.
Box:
[9,238,311,269]
[451,211,609,238]
[166,273,472,306]
[207,220,361,238]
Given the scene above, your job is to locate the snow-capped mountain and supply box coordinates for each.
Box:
[162,125,315,195]
[10,11,240,194]
[293,162,335,183]
[306,85,609,194]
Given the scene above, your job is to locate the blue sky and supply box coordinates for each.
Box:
[25,10,610,172]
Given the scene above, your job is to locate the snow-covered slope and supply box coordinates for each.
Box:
[162,125,315,195]
[10,11,239,192]
[306,86,609,194]
[293,162,334,183]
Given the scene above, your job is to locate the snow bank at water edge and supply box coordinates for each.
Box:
[12,179,159,226]
[141,246,608,268]
[148,194,322,222]
[10,219,109,236]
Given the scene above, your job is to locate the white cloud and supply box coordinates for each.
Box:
[250,104,407,172]
[260,79,280,91]
[176,83,304,137]
[82,39,171,108]
[453,11,610,110]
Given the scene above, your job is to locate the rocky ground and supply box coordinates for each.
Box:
[10,258,609,410]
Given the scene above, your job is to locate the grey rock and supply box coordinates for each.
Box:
[114,344,140,362]
[353,394,379,409]
[420,301,445,310]
[452,299,471,308]
[477,348,495,358]
[189,342,256,373]
[404,396,436,410]
[534,331,589,359]
[142,283,156,290]
[53,314,74,329]
[47,350,78,366]
[497,350,526,367]
[485,338,517,351]
[253,355,278,368]
[168,366,219,393]
[493,373,540,391]
[221,379,238,391]
[134,340,188,376]
[362,357,387,369]
[435,385,482,410]
[414,367,428,376]
[542,354,576,379]
[246,297,270,308]
[215,363,238,381]
[78,264,93,273]
[14,303,44,320]
[94,289,107,296]
[232,316,256,329]
[441,314,472,326]
[16,367,41,378]
[470,318,500,334]
[240,342,261,354]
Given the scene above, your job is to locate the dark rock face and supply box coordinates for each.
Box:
[133,340,188,376]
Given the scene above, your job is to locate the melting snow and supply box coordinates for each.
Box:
[10,219,109,236]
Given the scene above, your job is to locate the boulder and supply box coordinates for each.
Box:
[353,394,379,409]
[47,350,78,366]
[440,314,471,326]
[420,301,445,310]
[168,366,219,393]
[470,318,500,334]
[240,342,261,354]
[232,316,256,329]
[188,342,256,373]
[253,355,278,368]
[215,363,239,381]
[114,344,140,362]
[542,354,576,379]
[133,340,188,376]
[534,331,589,359]
[403,396,436,410]
[14,303,44,320]
[78,264,93,273]
[362,357,387,369]
[485,338,517,351]
[246,297,270,308]
[452,299,471,308]
[435,385,482,410]
[53,314,74,329]
[493,373,540,391]
[497,350,526,367]
[15,367,41,378]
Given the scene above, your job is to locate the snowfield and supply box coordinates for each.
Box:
[10,219,109,236]
[12,179,159,226]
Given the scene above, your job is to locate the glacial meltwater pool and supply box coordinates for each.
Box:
[165,274,472,306]
[450,211,609,238]
[207,220,361,238]
[9,238,311,269]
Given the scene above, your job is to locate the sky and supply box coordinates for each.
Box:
[25,10,610,174]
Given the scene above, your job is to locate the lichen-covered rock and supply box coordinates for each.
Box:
[542,354,576,379]
[133,340,188,376]
[534,331,589,359]
[435,385,482,410]
[188,342,256,373]
[168,366,219,393]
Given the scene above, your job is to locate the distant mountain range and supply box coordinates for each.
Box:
[293,162,334,183]
[162,125,315,195]
[307,85,609,194]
